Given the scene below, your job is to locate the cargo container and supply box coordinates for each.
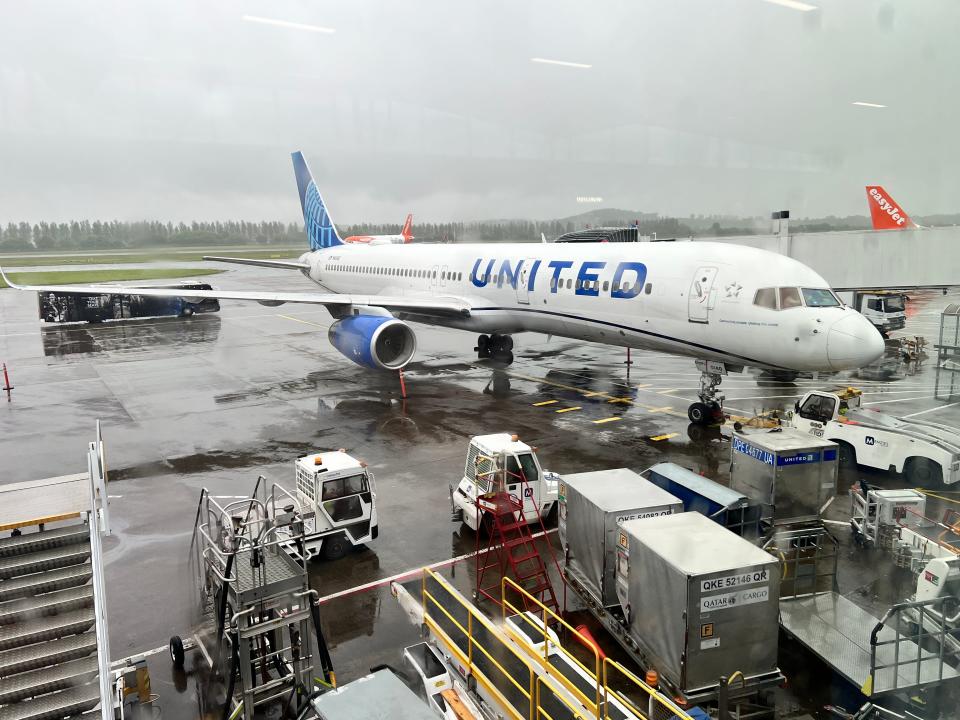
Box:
[729,429,837,527]
[558,468,682,608]
[645,462,760,536]
[615,513,781,697]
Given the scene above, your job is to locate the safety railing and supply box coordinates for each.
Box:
[87,422,114,720]
[764,524,838,600]
[421,569,586,720]
[502,577,693,720]
[865,596,960,694]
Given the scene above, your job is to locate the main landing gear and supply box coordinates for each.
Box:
[476,333,514,365]
[688,370,725,426]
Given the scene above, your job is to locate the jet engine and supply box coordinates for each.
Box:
[328,315,417,370]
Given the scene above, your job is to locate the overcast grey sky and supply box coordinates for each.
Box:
[0,1,956,223]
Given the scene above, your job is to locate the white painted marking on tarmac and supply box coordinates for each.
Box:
[902,401,960,418]
[862,395,935,406]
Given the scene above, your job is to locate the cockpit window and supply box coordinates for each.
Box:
[801,288,841,307]
[779,287,802,309]
[753,288,777,309]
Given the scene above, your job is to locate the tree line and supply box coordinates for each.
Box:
[0,217,705,252]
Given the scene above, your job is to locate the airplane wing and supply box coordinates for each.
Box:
[202,256,310,270]
[0,266,471,317]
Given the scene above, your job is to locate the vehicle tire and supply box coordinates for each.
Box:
[496,335,514,353]
[321,533,350,561]
[181,306,194,318]
[169,635,185,668]
[688,402,711,425]
[904,457,943,488]
[476,334,491,359]
[836,442,857,471]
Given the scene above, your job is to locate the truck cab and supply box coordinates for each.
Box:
[293,450,378,560]
[789,388,960,487]
[450,433,558,532]
[841,291,907,335]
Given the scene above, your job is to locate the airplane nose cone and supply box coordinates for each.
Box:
[826,314,886,370]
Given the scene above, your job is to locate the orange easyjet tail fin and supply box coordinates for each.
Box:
[401,213,414,242]
[866,186,914,230]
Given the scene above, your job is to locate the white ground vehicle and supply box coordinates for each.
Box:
[788,389,960,486]
[291,450,378,560]
[450,433,559,532]
[838,291,908,335]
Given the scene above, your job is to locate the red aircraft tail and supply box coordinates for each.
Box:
[865,186,915,230]
[401,213,414,242]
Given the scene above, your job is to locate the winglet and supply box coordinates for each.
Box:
[0,266,23,290]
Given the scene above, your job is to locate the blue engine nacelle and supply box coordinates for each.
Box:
[328,315,417,370]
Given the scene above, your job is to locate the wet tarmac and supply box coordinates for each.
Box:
[2,266,960,719]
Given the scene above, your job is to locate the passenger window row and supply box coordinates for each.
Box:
[327,263,464,283]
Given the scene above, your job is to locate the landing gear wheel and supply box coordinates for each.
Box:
[321,533,350,561]
[476,334,491,359]
[169,635,185,668]
[495,335,513,353]
[688,402,712,425]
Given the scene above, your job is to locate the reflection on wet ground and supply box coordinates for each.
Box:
[2,273,960,718]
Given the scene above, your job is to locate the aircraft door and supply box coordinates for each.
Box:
[688,266,719,323]
[515,258,536,305]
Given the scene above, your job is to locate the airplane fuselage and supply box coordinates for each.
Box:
[296,240,883,373]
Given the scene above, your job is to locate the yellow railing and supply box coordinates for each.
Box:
[421,568,586,720]
[502,577,694,720]
[502,577,601,715]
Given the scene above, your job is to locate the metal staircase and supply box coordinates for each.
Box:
[474,491,559,614]
[0,425,113,720]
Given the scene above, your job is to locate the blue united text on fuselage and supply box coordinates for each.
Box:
[469,258,647,298]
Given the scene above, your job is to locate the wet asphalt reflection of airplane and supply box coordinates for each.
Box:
[0,152,885,425]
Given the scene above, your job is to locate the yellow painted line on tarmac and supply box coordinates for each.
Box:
[914,489,960,506]
[555,406,582,414]
[581,391,601,397]
[649,433,678,442]
[593,417,622,425]
[532,400,559,407]
[607,397,634,404]
[646,406,674,413]
[278,314,326,329]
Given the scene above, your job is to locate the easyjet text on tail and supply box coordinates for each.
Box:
[865,185,915,230]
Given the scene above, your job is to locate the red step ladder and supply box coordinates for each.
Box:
[474,489,559,614]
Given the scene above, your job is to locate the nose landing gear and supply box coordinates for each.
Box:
[688,369,725,425]
[476,334,514,365]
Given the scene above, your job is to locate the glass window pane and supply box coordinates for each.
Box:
[801,288,840,307]
[754,288,777,309]
[779,287,802,309]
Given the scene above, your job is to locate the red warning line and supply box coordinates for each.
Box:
[317,528,558,605]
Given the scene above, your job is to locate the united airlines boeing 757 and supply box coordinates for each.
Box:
[0,152,885,425]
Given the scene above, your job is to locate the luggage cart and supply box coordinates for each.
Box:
[169,479,334,720]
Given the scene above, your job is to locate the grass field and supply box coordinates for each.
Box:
[0,268,224,289]
[0,247,301,268]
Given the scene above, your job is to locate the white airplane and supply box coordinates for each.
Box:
[0,152,885,425]
[343,213,414,244]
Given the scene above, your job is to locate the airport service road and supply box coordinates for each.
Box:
[1,266,959,717]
